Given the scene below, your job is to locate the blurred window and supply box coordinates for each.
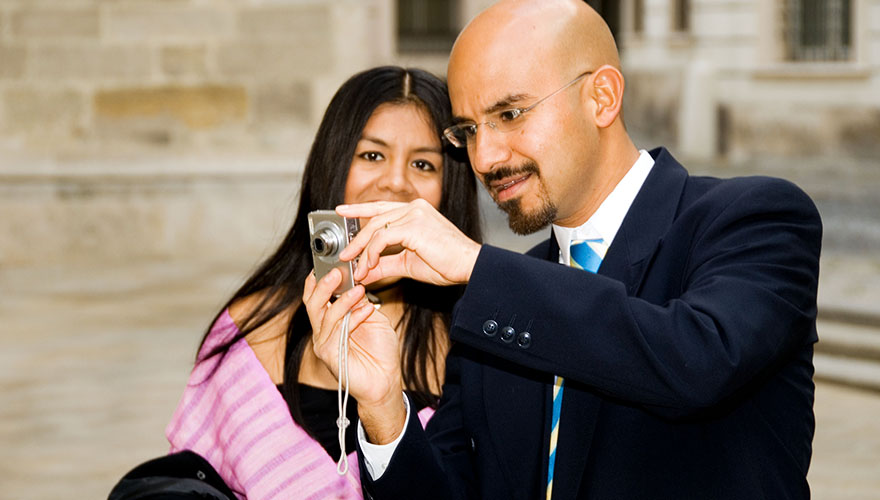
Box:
[672,0,690,32]
[633,0,645,34]
[783,0,852,61]
[398,0,458,52]
[584,0,621,41]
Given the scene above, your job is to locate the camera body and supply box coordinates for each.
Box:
[308,210,360,296]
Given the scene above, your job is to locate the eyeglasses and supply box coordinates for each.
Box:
[443,70,593,149]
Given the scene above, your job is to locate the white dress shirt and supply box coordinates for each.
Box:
[359,149,655,480]
[553,149,655,263]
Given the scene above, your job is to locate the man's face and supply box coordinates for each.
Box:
[448,55,596,234]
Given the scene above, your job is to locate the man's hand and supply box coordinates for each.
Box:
[303,269,406,443]
[337,199,482,287]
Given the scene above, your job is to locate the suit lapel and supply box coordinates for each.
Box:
[551,149,690,500]
[600,148,688,289]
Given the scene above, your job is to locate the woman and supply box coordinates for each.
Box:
[164,66,481,499]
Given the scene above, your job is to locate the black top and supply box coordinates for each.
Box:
[278,384,432,459]
[279,384,359,459]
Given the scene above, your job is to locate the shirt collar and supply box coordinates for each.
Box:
[553,149,655,265]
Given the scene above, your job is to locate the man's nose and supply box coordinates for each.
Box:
[469,126,511,175]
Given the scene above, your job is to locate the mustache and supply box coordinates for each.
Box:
[482,161,540,184]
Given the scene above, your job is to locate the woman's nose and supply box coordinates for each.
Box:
[376,160,414,197]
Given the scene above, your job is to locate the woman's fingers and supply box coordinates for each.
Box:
[305,268,345,311]
[303,269,338,329]
[311,292,370,370]
[306,269,362,343]
[345,299,377,333]
[314,284,365,345]
[303,271,317,305]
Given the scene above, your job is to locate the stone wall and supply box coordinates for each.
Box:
[0,0,392,159]
[0,0,395,266]
[618,0,880,163]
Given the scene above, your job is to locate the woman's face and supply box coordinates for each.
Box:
[344,103,444,209]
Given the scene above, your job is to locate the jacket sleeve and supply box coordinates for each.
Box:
[450,178,822,418]
[358,351,477,500]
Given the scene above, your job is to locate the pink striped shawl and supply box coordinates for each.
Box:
[166,309,434,500]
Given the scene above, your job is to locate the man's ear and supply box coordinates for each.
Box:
[587,65,625,129]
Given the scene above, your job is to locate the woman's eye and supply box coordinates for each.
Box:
[359,151,384,162]
[412,160,436,172]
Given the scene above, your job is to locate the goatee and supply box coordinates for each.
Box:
[497,197,557,235]
[483,161,557,235]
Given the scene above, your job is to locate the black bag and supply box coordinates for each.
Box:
[108,450,237,500]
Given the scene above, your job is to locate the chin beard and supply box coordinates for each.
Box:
[497,196,557,235]
[482,160,557,235]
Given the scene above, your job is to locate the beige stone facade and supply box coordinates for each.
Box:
[0,0,397,158]
[2,0,876,265]
[0,0,397,266]
[616,0,880,162]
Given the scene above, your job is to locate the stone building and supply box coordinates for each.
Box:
[613,0,880,163]
[0,0,502,266]
[1,0,876,265]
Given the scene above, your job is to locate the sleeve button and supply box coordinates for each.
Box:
[516,331,531,349]
[482,320,498,336]
[500,326,515,343]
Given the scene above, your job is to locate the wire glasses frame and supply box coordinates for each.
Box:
[443,70,593,149]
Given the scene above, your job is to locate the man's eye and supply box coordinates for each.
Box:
[462,124,478,137]
[359,152,384,161]
[498,109,522,122]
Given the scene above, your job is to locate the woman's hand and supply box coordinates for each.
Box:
[303,269,407,443]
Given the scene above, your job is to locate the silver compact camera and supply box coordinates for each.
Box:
[308,210,360,296]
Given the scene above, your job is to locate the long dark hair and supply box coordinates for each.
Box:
[196,66,482,434]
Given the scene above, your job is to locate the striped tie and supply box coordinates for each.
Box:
[546,237,607,500]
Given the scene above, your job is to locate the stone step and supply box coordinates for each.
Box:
[814,317,880,393]
[819,306,880,329]
[814,353,880,393]
[815,319,880,362]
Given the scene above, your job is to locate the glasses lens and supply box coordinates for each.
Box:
[494,108,527,133]
[444,126,467,148]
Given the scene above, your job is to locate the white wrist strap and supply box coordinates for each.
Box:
[336,310,352,475]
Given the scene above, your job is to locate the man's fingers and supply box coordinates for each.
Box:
[356,248,410,285]
[351,208,422,280]
[336,201,406,219]
[354,224,396,281]
[338,203,409,261]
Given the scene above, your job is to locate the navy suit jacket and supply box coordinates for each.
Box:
[359,148,822,500]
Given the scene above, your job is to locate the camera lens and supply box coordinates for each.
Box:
[311,228,338,256]
[312,238,326,254]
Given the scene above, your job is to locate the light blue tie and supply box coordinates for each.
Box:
[546,237,607,500]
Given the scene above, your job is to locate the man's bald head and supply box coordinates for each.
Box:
[445,0,638,232]
[449,0,620,86]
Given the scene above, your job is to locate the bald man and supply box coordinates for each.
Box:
[306,1,821,498]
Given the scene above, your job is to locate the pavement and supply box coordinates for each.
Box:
[1,194,879,499]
